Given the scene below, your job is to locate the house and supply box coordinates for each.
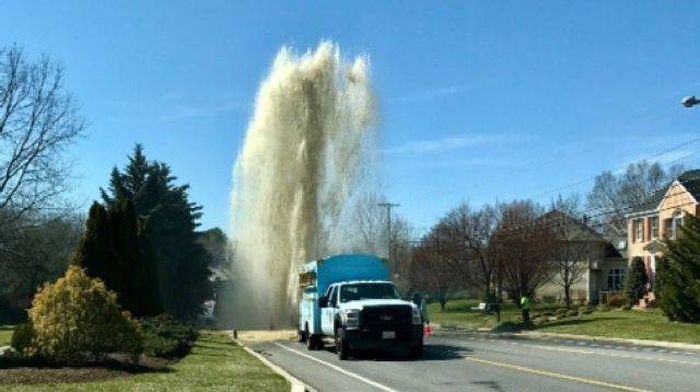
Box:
[536,210,627,305]
[625,169,700,304]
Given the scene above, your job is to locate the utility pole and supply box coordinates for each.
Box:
[377,202,400,264]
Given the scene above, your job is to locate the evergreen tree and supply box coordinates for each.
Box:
[654,256,666,301]
[625,257,648,306]
[73,199,161,317]
[101,144,211,320]
[73,203,113,283]
[658,215,700,322]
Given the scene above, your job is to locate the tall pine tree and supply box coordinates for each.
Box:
[625,257,648,306]
[658,215,700,322]
[73,199,161,317]
[101,144,211,320]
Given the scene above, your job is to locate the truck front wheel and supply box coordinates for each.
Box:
[409,340,423,359]
[336,327,350,360]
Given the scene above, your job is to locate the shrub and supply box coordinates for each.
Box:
[140,314,197,358]
[26,266,143,363]
[657,215,700,322]
[625,257,648,306]
[607,294,626,308]
[11,322,35,354]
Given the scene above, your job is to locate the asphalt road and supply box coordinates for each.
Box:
[250,330,700,391]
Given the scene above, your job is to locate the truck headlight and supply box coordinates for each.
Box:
[412,307,422,325]
[343,309,361,329]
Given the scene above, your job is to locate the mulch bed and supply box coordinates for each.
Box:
[0,355,175,385]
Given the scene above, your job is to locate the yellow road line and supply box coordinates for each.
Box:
[465,357,650,392]
[522,343,700,366]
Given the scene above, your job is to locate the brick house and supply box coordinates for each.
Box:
[625,169,700,305]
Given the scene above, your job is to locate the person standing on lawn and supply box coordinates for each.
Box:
[412,292,430,329]
[520,295,531,324]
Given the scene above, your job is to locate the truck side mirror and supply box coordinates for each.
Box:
[319,296,328,308]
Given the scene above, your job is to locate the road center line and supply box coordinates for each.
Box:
[521,343,700,366]
[274,343,398,392]
[465,357,649,392]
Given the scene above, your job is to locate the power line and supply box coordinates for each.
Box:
[529,135,700,200]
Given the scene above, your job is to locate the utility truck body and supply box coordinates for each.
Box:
[298,254,423,359]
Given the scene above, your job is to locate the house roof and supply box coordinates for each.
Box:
[678,169,700,202]
[538,210,607,242]
[627,169,700,215]
[628,187,667,214]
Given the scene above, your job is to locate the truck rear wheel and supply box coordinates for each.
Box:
[306,334,320,350]
[336,328,350,360]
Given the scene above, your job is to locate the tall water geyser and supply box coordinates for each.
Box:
[230,42,377,329]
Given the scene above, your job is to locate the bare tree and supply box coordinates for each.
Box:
[409,233,460,311]
[541,210,593,309]
[341,192,388,256]
[0,212,83,319]
[0,44,84,239]
[441,202,499,299]
[587,161,684,235]
[494,200,555,304]
[389,214,416,292]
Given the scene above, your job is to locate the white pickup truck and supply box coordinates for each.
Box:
[298,255,424,360]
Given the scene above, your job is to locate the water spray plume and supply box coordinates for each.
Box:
[229,42,377,329]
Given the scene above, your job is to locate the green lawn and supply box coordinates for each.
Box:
[536,308,700,344]
[428,299,561,330]
[0,325,13,346]
[4,331,289,392]
[429,299,700,345]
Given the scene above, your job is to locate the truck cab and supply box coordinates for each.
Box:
[298,255,424,360]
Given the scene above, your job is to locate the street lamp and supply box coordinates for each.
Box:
[681,96,700,108]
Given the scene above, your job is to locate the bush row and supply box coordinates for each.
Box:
[10,266,197,365]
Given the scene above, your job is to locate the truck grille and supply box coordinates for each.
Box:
[361,305,412,327]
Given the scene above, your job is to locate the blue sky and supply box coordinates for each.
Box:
[2,1,700,234]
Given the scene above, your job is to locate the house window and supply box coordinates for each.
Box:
[671,212,684,240]
[650,216,659,240]
[634,218,644,243]
[663,218,673,238]
[607,268,625,291]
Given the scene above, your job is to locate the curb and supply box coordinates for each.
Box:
[229,332,312,392]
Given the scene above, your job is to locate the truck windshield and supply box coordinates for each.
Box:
[339,283,400,302]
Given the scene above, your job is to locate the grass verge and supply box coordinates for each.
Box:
[2,331,289,392]
[428,299,560,330]
[429,299,700,345]
[0,325,13,346]
[535,308,700,344]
